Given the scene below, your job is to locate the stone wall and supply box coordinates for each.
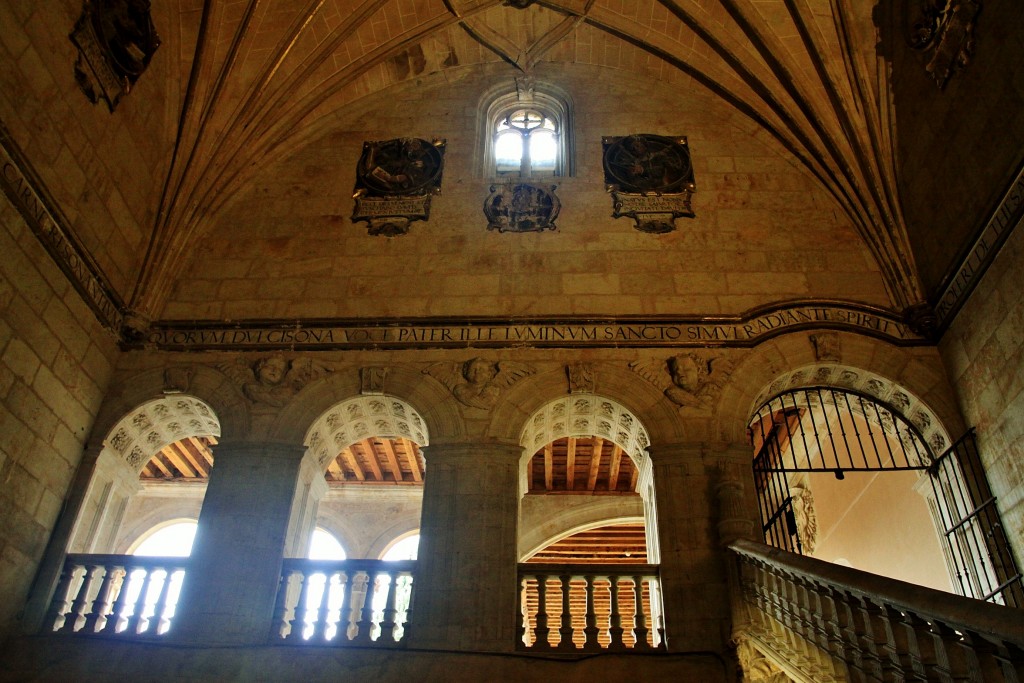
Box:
[0,189,118,640]
[0,2,173,296]
[940,220,1024,564]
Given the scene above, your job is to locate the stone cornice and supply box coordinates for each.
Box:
[0,122,124,333]
[133,300,925,352]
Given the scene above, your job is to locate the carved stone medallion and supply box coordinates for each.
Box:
[629,352,734,413]
[352,137,445,236]
[423,358,535,409]
[218,355,334,407]
[70,0,161,111]
[907,0,981,88]
[484,182,560,233]
[602,134,695,233]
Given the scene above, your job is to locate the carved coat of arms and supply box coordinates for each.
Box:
[602,134,695,234]
[352,137,445,236]
[484,182,560,233]
[71,0,161,111]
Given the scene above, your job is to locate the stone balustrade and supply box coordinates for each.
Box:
[730,539,1024,682]
[46,554,188,637]
[517,563,664,651]
[271,559,415,646]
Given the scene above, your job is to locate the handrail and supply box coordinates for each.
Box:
[730,538,1024,645]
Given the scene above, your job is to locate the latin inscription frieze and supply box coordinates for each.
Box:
[140,303,923,351]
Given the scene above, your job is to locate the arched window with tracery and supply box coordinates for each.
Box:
[482,84,573,179]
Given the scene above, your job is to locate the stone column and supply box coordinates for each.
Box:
[283,448,329,558]
[408,440,521,652]
[647,442,731,654]
[169,441,304,646]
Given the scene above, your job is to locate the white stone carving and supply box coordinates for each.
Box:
[102,395,221,472]
[304,395,429,469]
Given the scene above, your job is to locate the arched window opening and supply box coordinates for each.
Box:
[748,377,1023,606]
[130,520,198,557]
[381,533,419,561]
[482,84,573,179]
[517,395,662,651]
[308,528,346,561]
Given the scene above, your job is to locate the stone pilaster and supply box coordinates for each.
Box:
[169,441,304,646]
[408,440,522,652]
[283,448,329,558]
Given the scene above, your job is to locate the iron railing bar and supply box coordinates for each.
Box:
[981,574,1024,603]
[840,391,866,470]
[820,389,844,472]
[751,465,927,473]
[943,497,999,536]
[858,395,886,469]
[777,397,799,471]
[788,391,814,469]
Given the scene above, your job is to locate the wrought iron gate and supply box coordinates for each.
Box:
[749,387,1022,606]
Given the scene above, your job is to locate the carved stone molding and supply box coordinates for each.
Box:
[70,0,161,111]
[360,366,389,394]
[484,182,560,233]
[520,395,650,465]
[423,358,535,409]
[217,355,334,407]
[603,134,696,233]
[566,361,595,394]
[908,0,981,88]
[104,396,220,471]
[630,353,736,413]
[352,138,445,236]
[304,395,428,469]
[809,332,841,362]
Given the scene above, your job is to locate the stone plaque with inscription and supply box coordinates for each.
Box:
[352,137,445,236]
[602,134,695,234]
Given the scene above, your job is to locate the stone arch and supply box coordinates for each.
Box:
[714,331,964,445]
[746,362,954,458]
[103,395,221,474]
[303,394,430,472]
[519,394,650,472]
[519,512,644,563]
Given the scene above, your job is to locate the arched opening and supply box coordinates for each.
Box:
[381,532,419,561]
[748,365,1023,605]
[48,397,221,636]
[516,395,662,651]
[277,395,428,644]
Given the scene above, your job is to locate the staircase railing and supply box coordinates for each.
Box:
[729,539,1024,683]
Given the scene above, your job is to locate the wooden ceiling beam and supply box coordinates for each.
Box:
[566,437,576,491]
[630,462,639,492]
[544,443,553,491]
[587,436,603,491]
[326,456,345,481]
[379,439,404,483]
[178,439,208,477]
[608,444,622,491]
[163,443,196,478]
[188,436,215,467]
[147,453,175,478]
[361,438,385,482]
[341,446,365,481]
[399,438,422,482]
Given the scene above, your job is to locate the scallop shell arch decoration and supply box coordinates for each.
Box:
[304,395,429,470]
[749,364,952,461]
[103,396,221,473]
[519,394,651,469]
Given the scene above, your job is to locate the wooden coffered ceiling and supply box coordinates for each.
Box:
[326,437,425,485]
[526,523,647,565]
[526,436,638,494]
[128,0,923,319]
[141,436,217,481]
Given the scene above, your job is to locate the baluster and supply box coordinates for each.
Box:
[308,572,332,641]
[143,567,175,636]
[960,631,1004,683]
[45,561,80,632]
[378,571,400,643]
[341,571,360,641]
[82,565,114,633]
[126,567,156,635]
[607,575,625,650]
[533,574,550,649]
[517,574,529,647]
[934,620,973,683]
[585,573,598,651]
[555,573,572,650]
[354,571,378,644]
[884,607,926,681]
[632,574,651,649]
[101,565,132,634]
[397,572,412,642]
[59,564,101,634]
[286,571,313,642]
[270,569,296,640]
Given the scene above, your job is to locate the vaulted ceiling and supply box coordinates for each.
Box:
[131,0,922,319]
